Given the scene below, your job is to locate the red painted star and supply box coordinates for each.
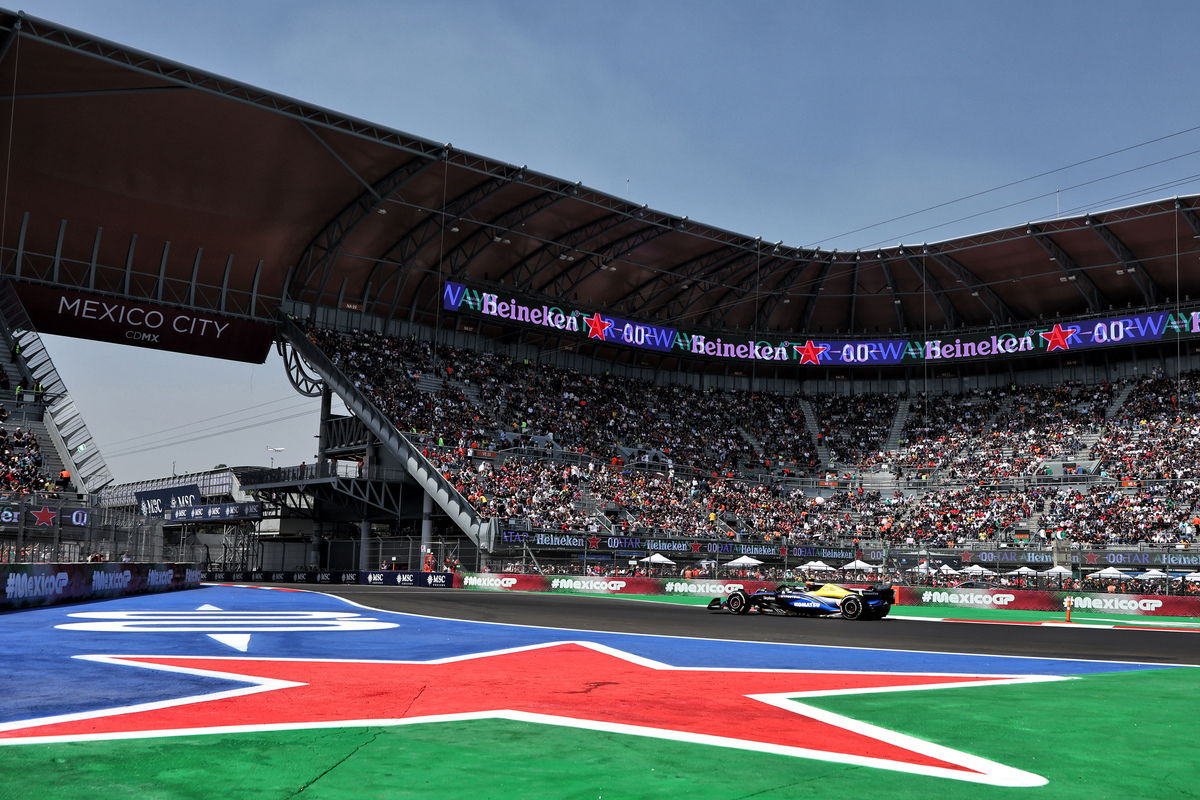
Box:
[30,507,56,526]
[960,551,973,562]
[1040,323,1077,352]
[690,542,702,552]
[794,340,829,365]
[586,535,601,549]
[583,312,613,340]
[0,642,1056,786]
[1085,552,1100,565]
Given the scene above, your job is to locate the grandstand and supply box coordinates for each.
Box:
[2,10,1200,588]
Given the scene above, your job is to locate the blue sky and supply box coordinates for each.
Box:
[21,0,1200,482]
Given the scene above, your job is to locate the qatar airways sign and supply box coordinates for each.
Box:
[444,280,1200,367]
[15,283,275,363]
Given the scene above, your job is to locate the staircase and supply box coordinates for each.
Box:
[0,283,112,492]
[798,398,830,466]
[884,402,910,451]
[1105,381,1136,419]
[577,484,614,534]
[280,320,496,551]
[415,373,444,394]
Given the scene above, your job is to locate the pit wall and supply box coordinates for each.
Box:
[2,562,202,611]
[454,573,1200,617]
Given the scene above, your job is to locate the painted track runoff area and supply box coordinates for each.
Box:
[0,582,1196,800]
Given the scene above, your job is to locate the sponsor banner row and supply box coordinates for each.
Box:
[496,535,1200,570]
[498,531,856,560]
[204,570,453,588]
[455,573,780,596]
[163,501,263,523]
[2,563,201,610]
[896,586,1200,617]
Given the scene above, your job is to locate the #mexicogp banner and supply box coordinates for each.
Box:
[2,563,202,610]
[895,586,1200,617]
[458,573,789,597]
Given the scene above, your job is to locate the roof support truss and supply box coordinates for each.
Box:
[1085,217,1159,306]
[1026,224,1105,313]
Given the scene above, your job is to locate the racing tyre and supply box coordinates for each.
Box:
[840,594,865,620]
[726,590,751,615]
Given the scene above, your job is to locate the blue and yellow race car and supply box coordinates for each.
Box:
[707,582,894,620]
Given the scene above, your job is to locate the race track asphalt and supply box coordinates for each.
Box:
[291,585,1200,666]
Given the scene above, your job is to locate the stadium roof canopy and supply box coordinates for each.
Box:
[2,10,1200,368]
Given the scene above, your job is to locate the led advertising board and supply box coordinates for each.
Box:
[444,280,1199,366]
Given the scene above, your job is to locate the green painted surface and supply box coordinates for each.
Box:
[3,669,1193,800]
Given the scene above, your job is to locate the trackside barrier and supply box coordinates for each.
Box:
[204,570,454,588]
[455,573,783,595]
[452,574,1200,618]
[896,586,1200,618]
[2,562,201,611]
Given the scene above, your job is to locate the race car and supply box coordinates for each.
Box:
[707,582,894,620]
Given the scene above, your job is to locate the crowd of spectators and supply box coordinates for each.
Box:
[810,393,898,467]
[1090,372,1200,482]
[305,324,1200,550]
[1038,482,1198,547]
[887,382,1114,483]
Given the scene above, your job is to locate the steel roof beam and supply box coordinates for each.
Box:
[754,254,806,330]
[384,189,568,323]
[379,171,516,268]
[693,250,777,329]
[878,258,907,332]
[643,249,757,320]
[848,255,862,331]
[926,249,1016,324]
[493,211,624,288]
[550,224,675,298]
[291,154,434,301]
[900,252,959,329]
[607,242,735,311]
[1026,225,1105,313]
[375,171,521,318]
[1085,216,1159,306]
[799,254,837,332]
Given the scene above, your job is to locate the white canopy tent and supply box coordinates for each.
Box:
[1040,565,1073,576]
[1135,569,1171,580]
[1087,567,1132,580]
[639,553,675,565]
[841,559,880,571]
[725,555,763,567]
[1005,566,1038,575]
[800,560,835,571]
[960,564,997,576]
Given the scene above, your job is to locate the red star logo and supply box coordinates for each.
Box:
[0,643,1056,786]
[960,551,973,562]
[1085,552,1100,565]
[586,535,601,549]
[30,507,56,526]
[583,312,613,341]
[780,547,789,556]
[690,542,702,552]
[1040,323,1077,352]
[794,340,829,365]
